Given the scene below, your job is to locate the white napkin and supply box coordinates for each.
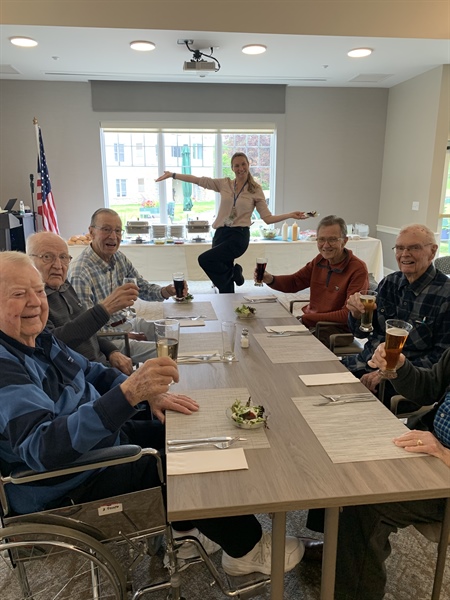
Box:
[178,351,221,363]
[167,448,248,475]
[299,372,360,386]
[243,295,277,302]
[265,324,308,333]
[179,319,205,327]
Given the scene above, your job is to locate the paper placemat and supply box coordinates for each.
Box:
[264,324,309,333]
[299,372,360,386]
[292,396,425,463]
[178,332,223,353]
[166,388,270,450]
[254,333,340,364]
[164,301,217,321]
[233,302,289,319]
[167,448,248,475]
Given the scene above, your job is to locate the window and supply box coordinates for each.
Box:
[438,150,450,257]
[101,128,275,232]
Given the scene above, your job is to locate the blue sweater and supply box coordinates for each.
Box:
[0,329,136,514]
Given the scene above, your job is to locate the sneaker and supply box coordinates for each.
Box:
[222,531,303,576]
[233,263,245,286]
[172,527,221,560]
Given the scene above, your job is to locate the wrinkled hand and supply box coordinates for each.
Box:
[149,392,200,423]
[393,430,449,465]
[360,369,382,392]
[164,280,189,298]
[346,291,366,319]
[102,284,139,315]
[368,342,405,372]
[108,351,133,375]
[155,171,173,182]
[120,357,179,407]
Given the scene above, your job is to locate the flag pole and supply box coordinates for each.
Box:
[28,173,37,232]
[33,117,40,231]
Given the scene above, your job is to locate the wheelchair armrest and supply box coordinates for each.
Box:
[4,445,160,485]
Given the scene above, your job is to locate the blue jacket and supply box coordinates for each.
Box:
[0,329,135,514]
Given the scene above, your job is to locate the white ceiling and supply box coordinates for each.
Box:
[1,24,449,87]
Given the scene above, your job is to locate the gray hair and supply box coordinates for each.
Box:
[317,215,348,238]
[0,250,34,271]
[90,208,121,227]
[26,231,68,255]
[398,224,437,246]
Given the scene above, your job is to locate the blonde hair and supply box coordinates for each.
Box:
[231,152,260,194]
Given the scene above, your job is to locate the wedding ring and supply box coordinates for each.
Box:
[416,439,424,446]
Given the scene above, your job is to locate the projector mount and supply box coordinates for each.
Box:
[182,40,221,72]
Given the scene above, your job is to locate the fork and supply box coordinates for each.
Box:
[178,353,219,362]
[321,393,373,401]
[167,437,245,451]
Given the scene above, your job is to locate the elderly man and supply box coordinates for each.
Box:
[0,251,312,576]
[334,344,450,600]
[343,224,450,404]
[68,208,184,363]
[27,231,136,374]
[261,215,369,345]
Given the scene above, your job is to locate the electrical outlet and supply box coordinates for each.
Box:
[412,201,419,211]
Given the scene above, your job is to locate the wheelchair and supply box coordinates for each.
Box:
[0,445,269,599]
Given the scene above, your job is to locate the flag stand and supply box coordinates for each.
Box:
[29,173,38,232]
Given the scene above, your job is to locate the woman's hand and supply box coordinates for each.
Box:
[393,430,450,466]
[155,171,173,182]
[291,211,307,220]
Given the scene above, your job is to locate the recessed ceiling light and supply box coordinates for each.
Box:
[10,36,38,48]
[130,40,156,52]
[347,48,373,58]
[242,44,267,55]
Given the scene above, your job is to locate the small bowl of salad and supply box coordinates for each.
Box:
[226,399,267,430]
[234,304,256,319]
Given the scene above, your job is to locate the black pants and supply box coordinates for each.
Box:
[65,420,262,558]
[198,227,250,293]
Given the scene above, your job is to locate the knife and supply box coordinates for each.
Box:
[314,397,377,406]
[267,332,308,337]
[167,315,199,319]
[168,436,234,445]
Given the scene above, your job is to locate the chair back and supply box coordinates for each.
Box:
[435,256,450,275]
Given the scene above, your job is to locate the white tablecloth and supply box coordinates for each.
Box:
[69,237,383,282]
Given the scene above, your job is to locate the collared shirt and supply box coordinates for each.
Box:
[68,244,165,326]
[343,264,450,372]
[434,392,450,449]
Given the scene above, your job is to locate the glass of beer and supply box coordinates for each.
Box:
[380,319,413,379]
[172,272,185,301]
[359,290,378,332]
[255,257,268,286]
[154,319,180,361]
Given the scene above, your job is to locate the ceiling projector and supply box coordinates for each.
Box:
[183,60,216,72]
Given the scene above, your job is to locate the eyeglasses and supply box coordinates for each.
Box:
[29,253,72,265]
[92,226,124,236]
[392,243,433,254]
[317,237,343,245]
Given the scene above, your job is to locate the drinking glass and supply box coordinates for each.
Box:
[172,272,185,301]
[154,319,180,361]
[380,319,413,379]
[254,257,267,286]
[221,321,236,362]
[359,290,378,332]
[123,277,137,319]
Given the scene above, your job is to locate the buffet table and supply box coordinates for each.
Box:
[69,237,383,282]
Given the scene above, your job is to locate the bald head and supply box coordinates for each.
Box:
[26,232,71,290]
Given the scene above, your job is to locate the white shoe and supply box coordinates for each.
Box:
[222,531,303,576]
[171,527,221,560]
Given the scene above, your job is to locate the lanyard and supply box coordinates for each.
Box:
[233,181,247,206]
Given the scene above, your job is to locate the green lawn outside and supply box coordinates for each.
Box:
[110,201,215,225]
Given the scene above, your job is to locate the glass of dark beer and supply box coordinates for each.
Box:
[359,290,377,332]
[380,319,413,379]
[255,257,268,286]
[172,272,185,301]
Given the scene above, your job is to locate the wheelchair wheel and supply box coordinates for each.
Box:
[0,522,127,599]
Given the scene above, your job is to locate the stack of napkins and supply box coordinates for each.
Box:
[168,448,248,475]
[299,372,360,386]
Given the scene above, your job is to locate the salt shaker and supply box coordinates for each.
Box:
[240,328,250,348]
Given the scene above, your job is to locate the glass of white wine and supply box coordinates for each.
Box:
[123,277,137,319]
[154,319,180,360]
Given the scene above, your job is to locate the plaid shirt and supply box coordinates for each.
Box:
[343,265,450,372]
[434,393,450,449]
[68,244,165,326]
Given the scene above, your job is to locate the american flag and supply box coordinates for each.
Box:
[36,125,60,233]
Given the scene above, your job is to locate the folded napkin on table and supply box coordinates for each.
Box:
[179,319,205,327]
[177,350,221,363]
[167,448,248,475]
[265,324,309,333]
[299,372,360,386]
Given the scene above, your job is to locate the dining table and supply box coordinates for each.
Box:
[165,293,450,599]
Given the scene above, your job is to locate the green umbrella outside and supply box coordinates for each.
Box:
[181,144,193,211]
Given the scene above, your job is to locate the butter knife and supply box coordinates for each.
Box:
[168,436,233,445]
[314,397,377,406]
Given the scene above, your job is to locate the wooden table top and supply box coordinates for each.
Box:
[166,293,449,522]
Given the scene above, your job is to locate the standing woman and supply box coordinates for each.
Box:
[156,152,307,293]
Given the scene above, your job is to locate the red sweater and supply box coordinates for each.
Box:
[268,249,369,327]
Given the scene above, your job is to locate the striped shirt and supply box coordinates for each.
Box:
[343,265,450,372]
